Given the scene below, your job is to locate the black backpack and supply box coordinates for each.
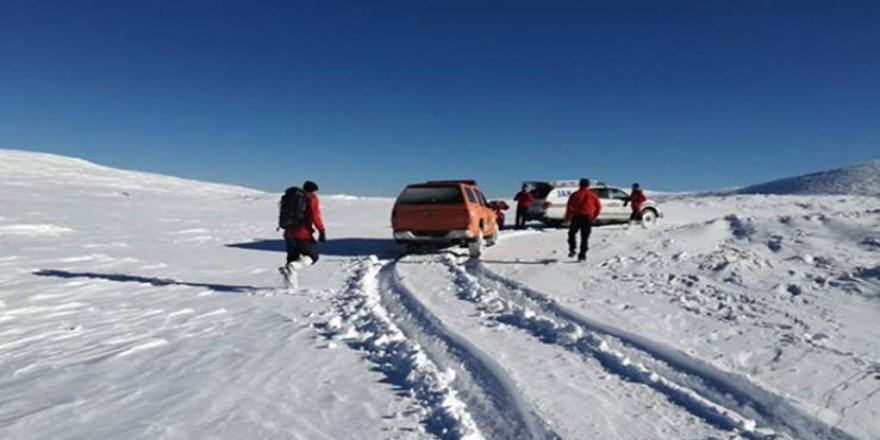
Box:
[278,187,308,229]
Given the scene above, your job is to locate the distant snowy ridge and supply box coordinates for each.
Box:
[0,149,367,201]
[737,160,880,197]
[0,149,264,199]
[322,194,394,201]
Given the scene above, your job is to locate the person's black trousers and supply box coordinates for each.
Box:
[286,238,319,264]
[568,215,593,257]
[515,207,528,229]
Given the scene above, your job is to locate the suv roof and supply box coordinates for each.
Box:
[552,179,606,187]
[525,179,607,188]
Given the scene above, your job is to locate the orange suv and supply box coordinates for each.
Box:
[392,180,498,257]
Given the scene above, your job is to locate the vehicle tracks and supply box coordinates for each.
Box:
[451,255,856,440]
[317,256,558,440]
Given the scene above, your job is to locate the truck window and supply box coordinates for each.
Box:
[464,187,477,204]
[477,190,489,206]
[397,186,464,205]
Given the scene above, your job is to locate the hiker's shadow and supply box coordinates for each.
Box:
[225,238,398,258]
[33,270,265,293]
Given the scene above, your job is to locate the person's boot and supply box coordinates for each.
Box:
[294,256,315,269]
[578,253,587,262]
[568,249,576,258]
[287,256,312,271]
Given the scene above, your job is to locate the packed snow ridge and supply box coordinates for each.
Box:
[738,160,880,197]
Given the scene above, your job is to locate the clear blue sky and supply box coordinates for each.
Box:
[1,0,878,197]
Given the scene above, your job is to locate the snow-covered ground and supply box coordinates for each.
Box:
[1,149,878,439]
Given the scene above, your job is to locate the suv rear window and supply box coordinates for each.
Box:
[397,186,464,205]
[524,182,553,199]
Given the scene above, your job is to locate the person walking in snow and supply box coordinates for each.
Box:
[565,178,602,262]
[623,182,647,225]
[513,184,534,229]
[282,180,326,269]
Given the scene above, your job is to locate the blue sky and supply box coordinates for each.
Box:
[1,0,878,197]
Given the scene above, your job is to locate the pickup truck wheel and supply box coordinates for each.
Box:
[486,229,498,247]
[397,242,413,256]
[468,231,484,258]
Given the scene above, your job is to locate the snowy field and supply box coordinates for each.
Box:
[1,150,878,439]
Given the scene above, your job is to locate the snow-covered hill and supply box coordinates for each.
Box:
[738,160,880,196]
[0,149,263,200]
[2,150,878,439]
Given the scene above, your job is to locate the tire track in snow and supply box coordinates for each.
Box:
[438,255,763,437]
[314,256,483,439]
[451,257,856,440]
[382,257,559,440]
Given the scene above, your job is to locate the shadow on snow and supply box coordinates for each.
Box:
[225,238,399,258]
[478,258,559,265]
[33,269,266,293]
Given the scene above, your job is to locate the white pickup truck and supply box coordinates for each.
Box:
[522,180,662,227]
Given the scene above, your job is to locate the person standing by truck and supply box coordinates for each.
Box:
[490,200,510,230]
[513,184,534,229]
[623,182,647,225]
[565,178,602,262]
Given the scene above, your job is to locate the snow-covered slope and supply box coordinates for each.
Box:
[0,149,416,439]
[738,160,880,196]
[0,149,262,200]
[2,149,878,439]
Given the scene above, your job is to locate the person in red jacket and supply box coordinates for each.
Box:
[490,200,510,230]
[623,183,647,224]
[565,179,602,261]
[283,180,326,268]
[513,185,534,229]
